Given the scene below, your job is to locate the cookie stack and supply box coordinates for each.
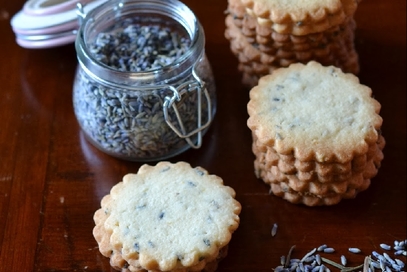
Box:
[247,62,385,206]
[93,161,241,271]
[225,0,360,87]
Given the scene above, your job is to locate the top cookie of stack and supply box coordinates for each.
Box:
[93,161,241,271]
[225,0,361,87]
[247,61,384,206]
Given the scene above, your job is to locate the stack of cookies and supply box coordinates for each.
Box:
[93,161,241,271]
[247,62,385,206]
[225,0,361,87]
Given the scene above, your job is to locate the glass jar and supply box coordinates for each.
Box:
[73,0,216,161]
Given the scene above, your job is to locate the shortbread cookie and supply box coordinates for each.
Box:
[225,0,360,89]
[257,144,383,191]
[261,165,378,206]
[248,61,382,163]
[93,161,241,271]
[240,0,359,35]
[225,15,359,87]
[225,13,358,62]
[227,0,247,21]
[227,9,356,51]
[252,134,384,185]
[247,61,384,205]
[252,134,384,180]
[229,39,359,88]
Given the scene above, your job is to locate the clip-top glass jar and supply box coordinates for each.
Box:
[73,0,216,161]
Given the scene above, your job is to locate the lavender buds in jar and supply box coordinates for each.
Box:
[73,0,216,161]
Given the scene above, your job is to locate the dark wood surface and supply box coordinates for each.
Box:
[0,0,405,271]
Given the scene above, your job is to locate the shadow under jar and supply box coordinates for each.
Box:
[73,0,216,161]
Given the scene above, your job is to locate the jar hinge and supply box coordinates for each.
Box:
[163,69,212,149]
[76,2,86,25]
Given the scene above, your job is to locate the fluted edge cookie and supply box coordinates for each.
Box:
[93,161,241,271]
[225,15,359,88]
[240,0,359,35]
[247,61,383,164]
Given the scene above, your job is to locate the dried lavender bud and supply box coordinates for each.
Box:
[272,239,407,272]
[380,243,392,251]
[348,247,361,254]
[323,248,335,253]
[394,245,405,251]
[340,255,347,266]
[383,252,395,264]
[301,248,317,262]
[317,245,328,252]
[280,255,286,266]
[272,223,278,237]
[90,22,191,72]
[315,254,322,265]
[394,259,404,267]
[74,17,216,160]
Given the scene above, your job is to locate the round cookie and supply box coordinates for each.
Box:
[225,15,359,87]
[247,61,384,205]
[93,161,241,271]
[248,61,382,163]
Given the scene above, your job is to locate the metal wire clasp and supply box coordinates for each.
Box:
[76,2,86,24]
[77,0,121,25]
[163,69,212,149]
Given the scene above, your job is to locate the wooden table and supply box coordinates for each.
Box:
[0,0,405,271]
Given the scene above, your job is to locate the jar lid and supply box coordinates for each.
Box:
[15,30,77,49]
[23,0,91,16]
[10,0,108,49]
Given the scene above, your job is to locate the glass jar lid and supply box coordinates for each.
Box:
[10,0,107,49]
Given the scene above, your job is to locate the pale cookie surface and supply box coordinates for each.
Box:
[247,61,382,163]
[94,161,241,271]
